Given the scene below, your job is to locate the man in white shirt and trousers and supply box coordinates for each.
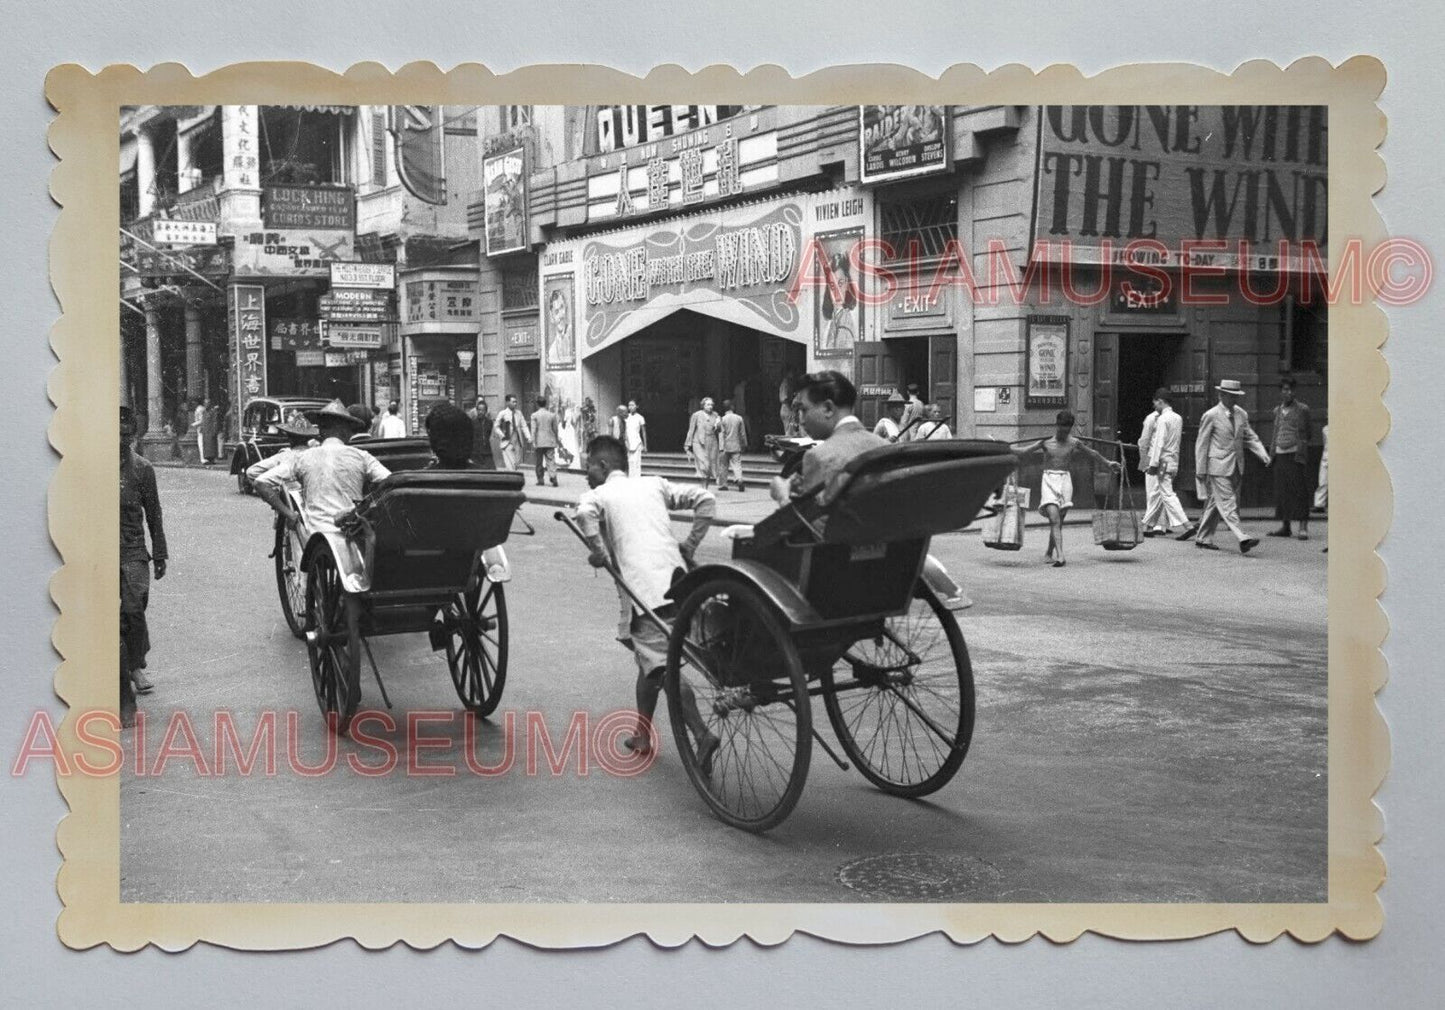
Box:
[1140,386,1189,536]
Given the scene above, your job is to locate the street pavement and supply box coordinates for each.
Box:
[121,465,1327,904]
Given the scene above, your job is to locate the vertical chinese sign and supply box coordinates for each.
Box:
[221,105,259,189]
[230,284,267,431]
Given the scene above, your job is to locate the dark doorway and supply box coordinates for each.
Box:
[1115,334,1186,448]
[619,311,805,451]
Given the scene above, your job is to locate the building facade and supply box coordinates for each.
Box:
[467,103,1327,505]
[120,104,480,458]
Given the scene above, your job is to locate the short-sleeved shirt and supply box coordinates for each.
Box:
[255,437,391,533]
[575,471,714,612]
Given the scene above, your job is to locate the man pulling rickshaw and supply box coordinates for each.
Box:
[252,399,390,534]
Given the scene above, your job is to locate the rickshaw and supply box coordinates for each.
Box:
[562,438,1017,832]
[269,436,441,640]
[298,469,528,735]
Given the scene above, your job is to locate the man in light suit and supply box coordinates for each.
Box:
[1191,378,1271,554]
[771,370,887,507]
[1141,387,1189,535]
[716,399,750,492]
[529,396,560,487]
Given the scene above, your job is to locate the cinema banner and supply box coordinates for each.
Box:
[1033,105,1328,270]
[859,106,950,184]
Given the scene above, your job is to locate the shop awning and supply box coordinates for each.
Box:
[285,105,355,115]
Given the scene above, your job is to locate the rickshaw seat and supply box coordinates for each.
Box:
[749,440,1018,548]
[354,471,527,595]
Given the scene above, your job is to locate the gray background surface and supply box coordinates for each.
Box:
[1,1,1438,1003]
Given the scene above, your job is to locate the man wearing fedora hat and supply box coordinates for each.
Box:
[120,405,167,716]
[253,399,391,534]
[1191,378,1271,554]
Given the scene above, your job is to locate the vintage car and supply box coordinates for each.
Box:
[230,396,436,492]
[229,396,330,492]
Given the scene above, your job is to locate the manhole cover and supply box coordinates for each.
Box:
[836,852,1002,900]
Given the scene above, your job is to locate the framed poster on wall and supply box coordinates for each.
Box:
[813,227,862,358]
[1025,315,1070,409]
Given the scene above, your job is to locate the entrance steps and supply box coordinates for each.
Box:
[640,450,780,486]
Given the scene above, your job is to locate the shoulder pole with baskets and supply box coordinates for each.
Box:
[1092,442,1143,551]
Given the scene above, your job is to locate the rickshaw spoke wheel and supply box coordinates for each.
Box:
[444,576,508,718]
[305,552,361,736]
[822,582,975,798]
[274,523,307,639]
[665,579,811,833]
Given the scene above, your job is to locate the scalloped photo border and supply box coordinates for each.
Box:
[46,58,1389,950]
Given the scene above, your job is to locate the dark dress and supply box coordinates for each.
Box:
[472,413,496,468]
[1272,401,1313,522]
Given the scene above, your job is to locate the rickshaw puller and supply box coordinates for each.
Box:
[253,399,391,534]
[574,435,721,768]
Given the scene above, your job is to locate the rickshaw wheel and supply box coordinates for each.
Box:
[821,582,974,798]
[236,472,248,495]
[443,575,509,718]
[305,551,362,736]
[665,578,812,833]
[273,522,307,639]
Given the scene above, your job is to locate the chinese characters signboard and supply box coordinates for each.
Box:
[269,318,322,350]
[1033,105,1328,270]
[233,229,355,277]
[483,146,528,256]
[402,276,480,329]
[585,108,775,223]
[221,105,259,190]
[325,325,384,350]
[229,284,267,413]
[151,219,217,246]
[263,185,355,230]
[860,106,950,184]
[1025,315,1070,409]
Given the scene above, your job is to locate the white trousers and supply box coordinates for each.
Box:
[1142,471,1188,530]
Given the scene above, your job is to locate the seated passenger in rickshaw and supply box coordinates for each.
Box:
[421,401,481,470]
[253,399,392,534]
[768,369,888,507]
[574,435,721,768]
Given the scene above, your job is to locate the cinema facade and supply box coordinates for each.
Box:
[473,104,1326,502]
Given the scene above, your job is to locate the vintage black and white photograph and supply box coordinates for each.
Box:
[72,73,1387,947]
